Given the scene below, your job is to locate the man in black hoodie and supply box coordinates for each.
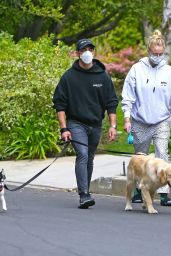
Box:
[53,39,118,209]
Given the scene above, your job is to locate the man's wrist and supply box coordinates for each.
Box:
[110,124,117,129]
[60,127,69,134]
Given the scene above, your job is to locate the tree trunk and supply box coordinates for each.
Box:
[142,19,153,45]
[16,16,44,41]
[162,0,171,64]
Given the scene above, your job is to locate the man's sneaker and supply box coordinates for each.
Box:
[131,193,143,203]
[160,196,171,206]
[87,193,95,207]
[79,193,95,209]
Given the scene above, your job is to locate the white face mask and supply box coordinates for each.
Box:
[149,54,164,65]
[80,50,93,64]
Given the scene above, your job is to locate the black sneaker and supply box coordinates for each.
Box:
[131,194,143,203]
[87,193,95,207]
[160,196,171,206]
[79,193,95,209]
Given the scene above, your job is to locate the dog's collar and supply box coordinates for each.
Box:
[135,152,147,156]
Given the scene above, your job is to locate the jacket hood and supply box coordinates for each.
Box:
[73,59,105,73]
[139,56,166,68]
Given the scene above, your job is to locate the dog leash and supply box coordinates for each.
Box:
[4,138,133,192]
[4,141,71,191]
[70,139,134,155]
[67,139,134,155]
[4,139,90,192]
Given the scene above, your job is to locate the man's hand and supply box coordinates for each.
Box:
[108,127,117,141]
[61,131,72,141]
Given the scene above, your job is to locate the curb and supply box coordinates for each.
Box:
[90,176,126,196]
[90,176,171,199]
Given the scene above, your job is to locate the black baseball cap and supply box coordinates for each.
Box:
[76,39,95,51]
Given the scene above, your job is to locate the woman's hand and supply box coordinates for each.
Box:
[124,120,131,133]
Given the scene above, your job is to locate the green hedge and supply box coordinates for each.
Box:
[0,32,73,159]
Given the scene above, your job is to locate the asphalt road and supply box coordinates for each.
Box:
[1,188,171,256]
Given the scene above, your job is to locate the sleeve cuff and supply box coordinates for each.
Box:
[124,111,130,118]
[107,109,116,114]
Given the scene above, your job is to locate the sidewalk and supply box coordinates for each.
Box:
[1,154,131,195]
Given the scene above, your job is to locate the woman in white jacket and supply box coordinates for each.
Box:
[122,30,171,206]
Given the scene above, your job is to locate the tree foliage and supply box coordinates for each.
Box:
[0,0,166,158]
[0,0,163,47]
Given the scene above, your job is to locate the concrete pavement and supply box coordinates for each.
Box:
[3,189,171,256]
[1,154,130,195]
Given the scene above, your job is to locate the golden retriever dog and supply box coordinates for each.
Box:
[125,154,171,214]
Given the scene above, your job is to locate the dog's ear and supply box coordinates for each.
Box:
[159,169,167,185]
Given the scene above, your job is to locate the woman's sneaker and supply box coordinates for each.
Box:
[131,188,143,203]
[79,193,95,209]
[131,194,143,203]
[160,194,171,206]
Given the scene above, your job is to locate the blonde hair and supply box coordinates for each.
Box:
[147,30,165,50]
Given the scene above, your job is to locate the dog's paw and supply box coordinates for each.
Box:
[125,205,133,211]
[1,206,7,212]
[142,203,146,209]
[0,209,7,213]
[148,208,158,214]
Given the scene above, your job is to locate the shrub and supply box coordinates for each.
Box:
[0,32,72,129]
[0,32,73,159]
[97,45,146,96]
[5,114,61,159]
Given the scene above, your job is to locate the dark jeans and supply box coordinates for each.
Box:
[67,120,101,194]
